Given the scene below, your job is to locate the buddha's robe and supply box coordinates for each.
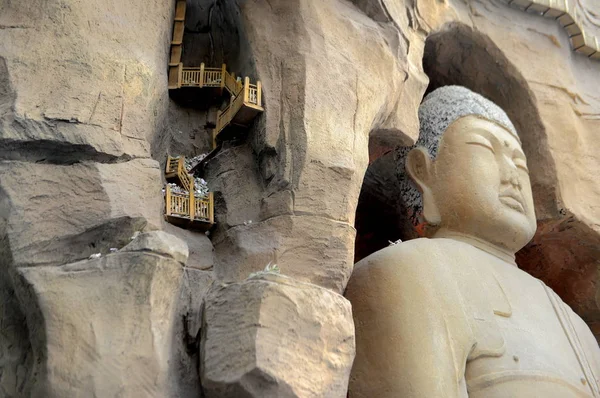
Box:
[346,238,600,397]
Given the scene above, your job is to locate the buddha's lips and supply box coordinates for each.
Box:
[499,191,525,212]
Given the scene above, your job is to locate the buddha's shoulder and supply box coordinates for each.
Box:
[351,238,460,282]
[347,239,467,308]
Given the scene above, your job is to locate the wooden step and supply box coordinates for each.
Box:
[168,64,182,89]
[174,1,186,21]
[232,102,264,126]
[172,21,185,45]
[170,44,183,65]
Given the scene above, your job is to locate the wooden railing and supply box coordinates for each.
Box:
[224,71,243,97]
[216,89,244,134]
[203,65,225,87]
[176,64,256,99]
[178,64,232,91]
[181,68,202,86]
[165,186,214,223]
[215,77,263,135]
[165,155,192,192]
[195,192,214,222]
[169,62,264,149]
[166,156,180,175]
[165,186,190,218]
[246,83,261,105]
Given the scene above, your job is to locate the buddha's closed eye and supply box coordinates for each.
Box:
[514,158,529,173]
[466,135,495,154]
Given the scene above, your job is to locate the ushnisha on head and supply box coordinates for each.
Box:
[398,86,537,255]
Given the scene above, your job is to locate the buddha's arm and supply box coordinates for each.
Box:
[346,245,475,398]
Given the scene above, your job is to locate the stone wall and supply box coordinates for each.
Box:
[0,0,215,395]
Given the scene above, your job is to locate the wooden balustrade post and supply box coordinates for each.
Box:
[209,192,214,224]
[177,63,183,89]
[256,81,262,106]
[243,77,250,103]
[199,63,205,88]
[165,185,172,216]
[221,64,227,90]
[189,191,195,220]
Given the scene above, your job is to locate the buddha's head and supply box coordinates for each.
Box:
[399,86,537,254]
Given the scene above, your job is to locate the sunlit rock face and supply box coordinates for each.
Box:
[201,274,355,398]
[0,0,214,396]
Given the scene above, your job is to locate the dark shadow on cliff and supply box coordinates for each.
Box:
[0,186,34,397]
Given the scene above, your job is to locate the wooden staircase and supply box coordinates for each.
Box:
[169,0,186,70]
[167,0,264,150]
[165,155,193,192]
[164,155,214,231]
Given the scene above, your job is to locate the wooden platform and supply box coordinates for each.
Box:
[165,214,214,232]
[164,157,215,231]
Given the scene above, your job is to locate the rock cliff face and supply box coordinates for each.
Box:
[0,0,213,395]
[0,0,599,396]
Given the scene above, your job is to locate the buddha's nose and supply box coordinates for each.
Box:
[502,156,522,189]
[509,172,521,189]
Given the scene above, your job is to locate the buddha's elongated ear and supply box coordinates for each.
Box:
[406,147,441,225]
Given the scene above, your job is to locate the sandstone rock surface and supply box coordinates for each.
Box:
[0,0,173,161]
[122,230,189,264]
[0,0,217,396]
[203,0,429,293]
[0,159,163,269]
[15,251,183,398]
[212,213,355,293]
[164,223,215,270]
[172,267,215,398]
[200,274,355,398]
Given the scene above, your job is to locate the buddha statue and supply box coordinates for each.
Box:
[345,86,600,397]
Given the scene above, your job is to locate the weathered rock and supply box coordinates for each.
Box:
[354,150,415,263]
[203,0,428,294]
[204,143,262,233]
[0,0,173,162]
[163,223,215,270]
[200,274,355,398]
[0,0,599,396]
[121,230,189,265]
[171,267,214,398]
[0,159,162,269]
[212,215,355,294]
[0,269,32,398]
[179,268,214,347]
[14,251,183,398]
[0,0,216,396]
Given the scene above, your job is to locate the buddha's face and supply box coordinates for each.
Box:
[409,115,537,253]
